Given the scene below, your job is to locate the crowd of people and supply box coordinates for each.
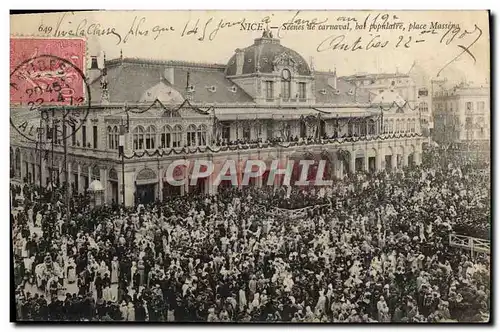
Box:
[11,148,490,322]
[214,127,390,148]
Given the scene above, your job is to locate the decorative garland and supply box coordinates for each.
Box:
[122,132,423,159]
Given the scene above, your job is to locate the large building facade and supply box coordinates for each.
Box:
[432,82,490,153]
[11,34,425,206]
[343,67,433,137]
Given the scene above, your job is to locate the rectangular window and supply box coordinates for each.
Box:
[222,125,230,142]
[281,81,290,100]
[265,81,274,100]
[243,124,251,141]
[465,117,473,128]
[82,125,87,147]
[298,82,306,100]
[368,121,375,135]
[173,133,181,148]
[478,101,485,111]
[93,125,98,149]
[161,132,171,148]
[146,136,153,149]
[71,125,76,146]
[198,131,206,146]
[267,121,273,140]
[466,102,473,111]
[418,88,428,96]
[187,132,196,147]
[53,124,60,144]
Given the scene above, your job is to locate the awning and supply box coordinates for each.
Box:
[214,108,320,121]
[314,107,380,118]
[88,180,104,192]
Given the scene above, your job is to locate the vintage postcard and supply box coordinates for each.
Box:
[10,10,490,323]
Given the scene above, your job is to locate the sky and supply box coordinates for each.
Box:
[11,10,490,83]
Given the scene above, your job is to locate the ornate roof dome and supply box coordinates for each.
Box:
[225,33,311,76]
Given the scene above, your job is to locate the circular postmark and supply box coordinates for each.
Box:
[10,54,91,143]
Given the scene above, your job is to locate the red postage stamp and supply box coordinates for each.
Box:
[10,37,86,105]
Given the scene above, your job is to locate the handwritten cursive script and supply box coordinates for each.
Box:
[436,24,483,77]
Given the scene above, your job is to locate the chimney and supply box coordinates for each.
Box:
[88,55,101,84]
[235,49,244,76]
[185,71,193,101]
[164,67,174,85]
[90,56,98,69]
[327,67,337,90]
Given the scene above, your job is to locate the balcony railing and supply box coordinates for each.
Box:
[120,132,423,159]
[449,233,490,255]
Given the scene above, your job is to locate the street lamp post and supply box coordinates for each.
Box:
[119,121,126,206]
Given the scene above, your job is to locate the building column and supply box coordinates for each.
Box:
[364,153,369,172]
[206,177,213,195]
[375,153,382,172]
[414,151,421,165]
[337,154,344,179]
[41,158,47,187]
[77,165,82,193]
[184,177,190,195]
[100,168,108,203]
[58,161,63,184]
[67,162,72,188]
[403,151,409,167]
[158,168,164,202]
[123,170,135,207]
[257,171,263,188]
[350,151,356,174]
[391,152,397,170]
[19,151,24,181]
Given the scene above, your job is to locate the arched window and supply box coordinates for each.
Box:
[91,165,100,181]
[395,119,400,133]
[173,125,183,148]
[389,119,394,133]
[109,168,118,181]
[133,126,145,150]
[145,125,156,150]
[197,124,207,146]
[383,121,389,134]
[418,102,428,114]
[368,119,376,135]
[161,125,172,148]
[187,124,197,147]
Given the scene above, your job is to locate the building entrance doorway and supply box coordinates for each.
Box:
[385,155,392,171]
[191,177,207,195]
[408,154,414,166]
[368,157,376,173]
[136,184,156,205]
[355,157,364,173]
[163,182,181,199]
[110,182,119,204]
